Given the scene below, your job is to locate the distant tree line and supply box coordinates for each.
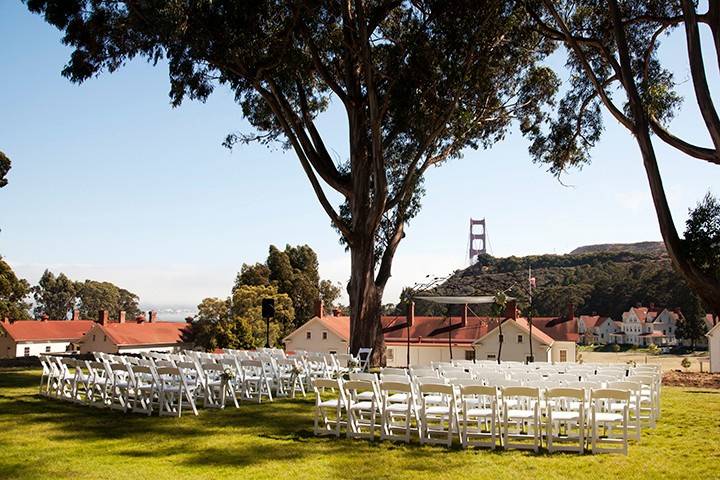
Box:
[0,264,142,321]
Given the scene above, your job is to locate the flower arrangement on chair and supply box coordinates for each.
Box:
[221,368,236,384]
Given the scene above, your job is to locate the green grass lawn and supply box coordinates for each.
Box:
[1,368,718,480]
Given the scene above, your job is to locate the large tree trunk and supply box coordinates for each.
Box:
[348,235,386,367]
[609,0,720,315]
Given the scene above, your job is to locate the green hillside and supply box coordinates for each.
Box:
[414,245,697,320]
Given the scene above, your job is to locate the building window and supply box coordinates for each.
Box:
[23,347,30,357]
[329,350,337,355]
[92,335,96,341]
[45,346,51,353]
[306,331,312,340]
[465,350,475,361]
[487,354,496,360]
[386,349,394,361]
[103,335,107,342]
[559,350,567,362]
[322,331,328,340]
[517,334,523,343]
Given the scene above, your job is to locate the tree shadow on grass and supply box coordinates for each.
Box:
[1,369,572,479]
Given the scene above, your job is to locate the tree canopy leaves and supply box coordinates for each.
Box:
[235,244,340,326]
[0,151,10,189]
[0,258,31,320]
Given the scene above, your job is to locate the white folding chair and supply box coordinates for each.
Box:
[419,383,457,446]
[590,389,630,455]
[202,363,238,409]
[344,380,378,440]
[608,380,643,440]
[275,358,306,398]
[312,378,346,437]
[501,386,541,452]
[379,381,418,443]
[130,365,156,415]
[108,363,132,412]
[459,385,499,449]
[545,387,585,453]
[357,348,373,371]
[240,359,273,403]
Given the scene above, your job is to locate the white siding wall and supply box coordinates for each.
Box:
[473,323,551,363]
[385,344,474,367]
[709,329,720,373]
[550,341,577,363]
[283,318,348,354]
[4,341,72,358]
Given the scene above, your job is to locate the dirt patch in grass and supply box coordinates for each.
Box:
[662,371,720,389]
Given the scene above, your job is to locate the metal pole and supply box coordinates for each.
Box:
[265,316,271,348]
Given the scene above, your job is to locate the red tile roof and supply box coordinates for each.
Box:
[0,320,95,342]
[531,317,580,342]
[95,322,189,346]
[316,316,351,341]
[384,315,499,345]
[580,315,602,329]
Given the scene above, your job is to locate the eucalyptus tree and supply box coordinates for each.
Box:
[524,0,720,313]
[25,0,556,364]
[0,151,10,189]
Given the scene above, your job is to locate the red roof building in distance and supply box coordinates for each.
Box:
[284,300,579,366]
[0,310,94,359]
[78,310,190,354]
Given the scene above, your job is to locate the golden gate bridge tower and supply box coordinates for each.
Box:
[468,218,487,263]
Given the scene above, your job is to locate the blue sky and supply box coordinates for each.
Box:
[1,3,718,312]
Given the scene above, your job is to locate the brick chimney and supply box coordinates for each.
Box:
[118,311,126,324]
[148,310,158,323]
[314,299,324,319]
[40,314,49,322]
[567,303,575,322]
[98,310,109,325]
[332,308,342,317]
[2,317,8,324]
[72,309,80,321]
[504,300,519,320]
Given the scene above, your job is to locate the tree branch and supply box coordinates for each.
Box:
[680,0,720,151]
[540,0,634,132]
[256,82,352,241]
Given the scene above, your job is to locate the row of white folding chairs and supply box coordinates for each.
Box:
[312,377,636,454]
[369,371,657,436]
[42,352,301,414]
[40,355,201,416]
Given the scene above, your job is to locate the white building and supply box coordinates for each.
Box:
[472,317,576,364]
[283,302,579,367]
[0,317,94,359]
[610,307,678,346]
[283,315,349,355]
[578,315,615,345]
[706,322,720,373]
